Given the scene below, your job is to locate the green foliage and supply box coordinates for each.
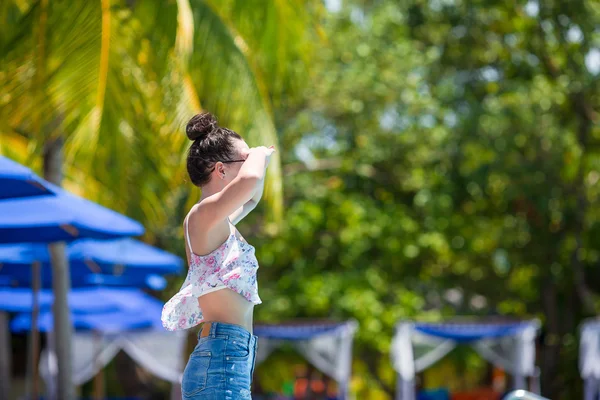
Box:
[241,1,599,398]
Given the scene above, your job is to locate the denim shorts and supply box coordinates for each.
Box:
[181,322,258,400]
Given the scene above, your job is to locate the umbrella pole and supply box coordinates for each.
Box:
[31,261,41,400]
[45,130,74,400]
[0,311,11,399]
[49,242,75,400]
[93,331,104,400]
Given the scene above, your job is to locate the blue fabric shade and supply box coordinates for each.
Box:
[8,287,165,333]
[0,239,182,288]
[0,183,144,243]
[254,321,354,340]
[83,274,167,291]
[0,266,166,290]
[413,321,538,342]
[0,156,55,200]
[0,287,161,314]
[10,311,151,333]
[417,389,450,400]
[67,239,183,273]
[10,298,164,333]
[10,304,163,333]
[0,288,54,313]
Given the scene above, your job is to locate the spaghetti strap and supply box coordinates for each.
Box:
[227,217,236,236]
[185,217,194,253]
[161,215,262,332]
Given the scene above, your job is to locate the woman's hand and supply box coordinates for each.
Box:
[249,145,276,167]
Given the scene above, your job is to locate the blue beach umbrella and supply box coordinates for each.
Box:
[0,183,144,244]
[0,156,57,400]
[8,290,166,400]
[0,239,182,289]
[10,309,155,333]
[0,287,163,315]
[0,266,168,291]
[0,156,55,200]
[82,274,167,290]
[6,287,166,333]
[0,158,144,399]
[68,238,182,275]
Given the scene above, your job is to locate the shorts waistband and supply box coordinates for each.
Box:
[198,321,256,343]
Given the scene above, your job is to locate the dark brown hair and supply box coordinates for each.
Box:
[186,112,242,186]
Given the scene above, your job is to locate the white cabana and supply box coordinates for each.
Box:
[580,319,600,400]
[39,319,356,399]
[40,329,187,395]
[254,320,358,399]
[6,289,188,400]
[391,319,541,400]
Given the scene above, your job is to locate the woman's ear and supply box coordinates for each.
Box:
[215,162,226,179]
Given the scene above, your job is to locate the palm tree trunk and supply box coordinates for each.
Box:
[43,136,75,400]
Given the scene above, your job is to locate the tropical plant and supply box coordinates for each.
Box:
[0,1,321,398]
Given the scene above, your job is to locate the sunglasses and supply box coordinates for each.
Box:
[221,159,246,163]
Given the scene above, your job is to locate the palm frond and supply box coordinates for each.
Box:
[0,0,323,231]
[204,0,321,104]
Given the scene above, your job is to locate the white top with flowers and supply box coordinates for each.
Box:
[161,221,261,331]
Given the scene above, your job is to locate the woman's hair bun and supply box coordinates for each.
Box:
[186,112,218,141]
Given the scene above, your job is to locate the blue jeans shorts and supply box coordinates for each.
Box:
[181,322,258,399]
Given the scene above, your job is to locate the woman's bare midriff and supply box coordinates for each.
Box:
[198,288,254,333]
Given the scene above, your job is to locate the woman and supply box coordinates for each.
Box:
[162,112,275,399]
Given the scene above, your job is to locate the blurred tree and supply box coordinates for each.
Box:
[400,1,599,398]
[247,1,599,399]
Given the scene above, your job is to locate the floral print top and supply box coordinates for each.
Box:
[161,221,261,331]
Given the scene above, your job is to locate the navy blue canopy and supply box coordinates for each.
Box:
[10,309,154,333]
[10,293,164,333]
[0,288,55,313]
[0,266,166,290]
[0,183,143,243]
[83,274,167,290]
[0,156,55,200]
[413,321,538,343]
[0,287,162,315]
[254,321,356,340]
[0,239,182,288]
[68,239,182,274]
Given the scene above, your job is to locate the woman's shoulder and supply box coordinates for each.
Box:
[186,203,231,238]
[187,202,223,223]
[187,202,201,219]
